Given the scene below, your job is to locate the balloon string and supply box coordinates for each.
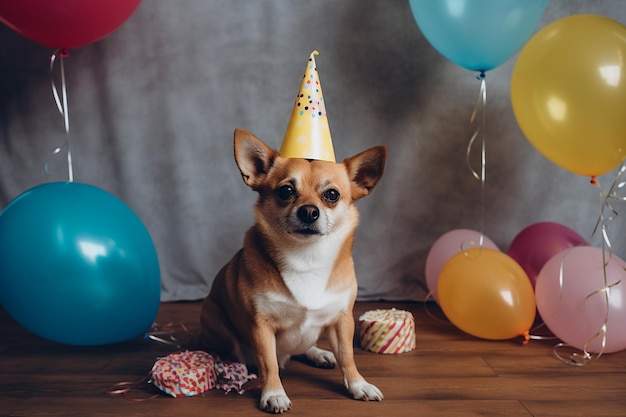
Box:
[466,71,487,247]
[527,251,564,343]
[527,322,558,341]
[550,248,602,366]
[48,48,74,182]
[144,321,191,349]
[106,374,161,402]
[535,246,610,365]
[426,236,486,304]
[592,162,626,240]
[551,163,626,367]
[423,291,450,325]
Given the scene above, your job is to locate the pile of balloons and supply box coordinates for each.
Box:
[425,223,626,354]
[425,229,534,341]
[0,183,160,345]
[0,2,152,346]
[409,2,626,181]
[411,1,626,355]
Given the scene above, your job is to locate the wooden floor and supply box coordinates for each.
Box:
[2,301,626,417]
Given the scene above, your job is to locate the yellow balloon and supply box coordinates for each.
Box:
[511,15,626,178]
[438,248,536,340]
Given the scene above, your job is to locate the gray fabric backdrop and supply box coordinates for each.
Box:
[1,0,625,302]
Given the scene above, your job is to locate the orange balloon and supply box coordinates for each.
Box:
[511,15,626,177]
[438,248,535,340]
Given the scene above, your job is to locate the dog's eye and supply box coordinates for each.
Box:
[277,184,295,200]
[323,188,340,203]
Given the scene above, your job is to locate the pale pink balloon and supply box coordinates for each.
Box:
[425,229,499,303]
[535,246,626,354]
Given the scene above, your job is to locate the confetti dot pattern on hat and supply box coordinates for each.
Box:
[280,50,336,162]
[359,309,416,354]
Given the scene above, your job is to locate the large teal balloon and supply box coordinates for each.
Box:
[408,0,547,72]
[0,182,160,345]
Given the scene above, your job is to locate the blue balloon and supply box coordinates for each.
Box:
[408,0,547,72]
[0,182,160,345]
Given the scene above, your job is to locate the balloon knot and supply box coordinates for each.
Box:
[522,330,530,345]
[476,70,486,80]
[590,176,597,185]
[60,49,70,58]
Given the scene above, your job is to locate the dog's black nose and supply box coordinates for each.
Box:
[297,205,320,224]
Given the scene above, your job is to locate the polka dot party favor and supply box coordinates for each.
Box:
[151,351,217,397]
[279,50,336,162]
[359,309,416,354]
[150,351,257,397]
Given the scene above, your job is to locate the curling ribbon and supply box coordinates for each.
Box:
[107,323,257,400]
[106,351,257,400]
[552,164,626,366]
[591,162,626,251]
[466,71,487,248]
[424,74,489,318]
[144,321,191,349]
[47,48,74,182]
[551,250,608,366]
[106,374,160,402]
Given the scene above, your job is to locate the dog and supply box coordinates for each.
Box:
[200,128,386,413]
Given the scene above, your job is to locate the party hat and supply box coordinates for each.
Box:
[279,51,336,162]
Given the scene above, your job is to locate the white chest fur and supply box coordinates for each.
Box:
[278,233,347,309]
[256,288,351,361]
[255,235,352,359]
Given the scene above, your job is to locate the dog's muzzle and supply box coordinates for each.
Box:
[297,205,319,224]
[293,205,322,236]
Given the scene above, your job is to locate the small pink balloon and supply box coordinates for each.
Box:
[535,246,626,354]
[508,222,587,288]
[425,229,499,303]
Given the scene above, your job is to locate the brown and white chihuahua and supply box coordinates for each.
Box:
[200,128,386,413]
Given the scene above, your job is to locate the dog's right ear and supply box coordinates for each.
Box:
[233,128,278,189]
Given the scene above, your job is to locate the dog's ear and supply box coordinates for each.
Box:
[234,128,278,189]
[343,145,387,200]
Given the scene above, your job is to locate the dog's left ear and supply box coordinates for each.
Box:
[343,145,387,200]
[234,128,278,190]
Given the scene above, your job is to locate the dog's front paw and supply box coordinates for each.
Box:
[346,380,384,402]
[260,389,292,414]
[305,346,336,369]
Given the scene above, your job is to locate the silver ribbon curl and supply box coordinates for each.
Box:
[466,71,487,248]
[424,73,489,323]
[553,163,626,366]
[46,49,74,182]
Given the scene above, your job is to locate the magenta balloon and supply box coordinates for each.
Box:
[425,229,499,303]
[535,246,626,354]
[508,222,587,288]
[0,0,142,49]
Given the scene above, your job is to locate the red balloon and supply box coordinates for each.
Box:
[0,0,142,49]
[508,222,587,288]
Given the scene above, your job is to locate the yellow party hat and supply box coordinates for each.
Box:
[279,50,336,162]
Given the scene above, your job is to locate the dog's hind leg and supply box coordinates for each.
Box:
[303,345,337,369]
[200,297,245,363]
